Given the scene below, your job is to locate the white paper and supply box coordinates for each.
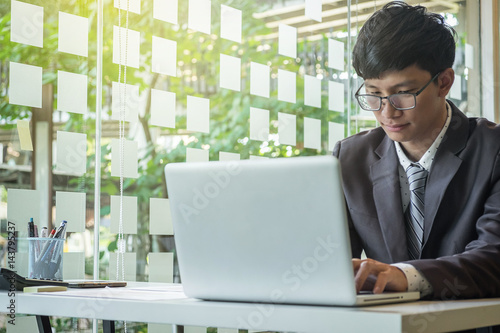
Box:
[188,0,211,34]
[148,324,173,333]
[152,36,177,76]
[7,189,40,237]
[11,0,43,48]
[220,54,241,91]
[9,62,42,108]
[114,0,141,14]
[250,107,269,141]
[149,198,174,235]
[305,0,322,22]
[465,43,474,69]
[220,5,242,43]
[186,147,209,162]
[58,12,88,57]
[110,195,138,234]
[328,39,344,71]
[57,71,88,114]
[153,0,178,24]
[304,117,321,150]
[148,252,174,283]
[56,131,87,175]
[278,112,296,146]
[63,252,85,280]
[304,75,322,108]
[279,24,297,58]
[250,62,270,98]
[17,120,33,151]
[219,152,240,161]
[329,81,344,112]
[56,191,86,233]
[186,95,210,133]
[450,74,462,100]
[329,122,344,152]
[151,89,176,128]
[109,252,137,281]
[113,26,140,68]
[111,138,138,178]
[112,82,140,123]
[278,69,296,103]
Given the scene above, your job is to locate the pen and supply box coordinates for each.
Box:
[41,227,48,238]
[53,220,67,239]
[48,228,56,238]
[28,218,34,237]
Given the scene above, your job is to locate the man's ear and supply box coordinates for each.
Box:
[437,68,455,97]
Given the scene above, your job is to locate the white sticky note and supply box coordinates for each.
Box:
[148,252,174,283]
[221,5,241,43]
[329,122,344,152]
[109,252,137,281]
[304,75,322,108]
[304,117,321,150]
[218,329,238,333]
[7,189,40,237]
[9,62,42,108]
[151,89,176,128]
[112,82,140,122]
[279,24,297,58]
[278,69,296,103]
[150,198,174,235]
[250,62,270,98]
[153,0,178,24]
[152,36,177,76]
[110,195,138,234]
[17,120,33,151]
[186,148,209,162]
[250,107,269,141]
[187,95,210,133]
[184,327,206,333]
[113,26,140,68]
[56,191,86,233]
[58,12,88,57]
[114,0,141,14]
[57,71,88,114]
[111,138,138,178]
[63,252,85,280]
[328,39,344,71]
[220,54,241,91]
[219,152,240,161]
[465,43,474,69]
[188,0,211,34]
[11,0,43,48]
[450,75,462,100]
[56,131,87,175]
[278,112,296,146]
[148,324,174,333]
[329,81,344,112]
[249,155,268,160]
[305,0,322,22]
[7,316,38,333]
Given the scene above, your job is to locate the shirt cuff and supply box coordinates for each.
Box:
[391,263,433,298]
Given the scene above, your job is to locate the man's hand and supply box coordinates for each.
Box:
[352,258,408,294]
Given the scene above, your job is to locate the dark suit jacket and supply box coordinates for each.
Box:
[333,101,500,300]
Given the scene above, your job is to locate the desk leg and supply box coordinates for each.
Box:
[103,320,115,333]
[35,315,52,333]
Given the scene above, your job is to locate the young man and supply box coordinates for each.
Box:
[333,1,500,302]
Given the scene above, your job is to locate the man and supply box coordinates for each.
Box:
[333,1,500,303]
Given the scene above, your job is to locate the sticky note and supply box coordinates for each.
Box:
[329,81,344,112]
[465,43,474,69]
[112,82,140,122]
[305,0,322,22]
[304,117,321,150]
[152,36,177,76]
[450,75,462,100]
[111,138,138,178]
[148,324,174,333]
[220,54,241,91]
[9,62,42,108]
[56,191,86,233]
[250,62,270,98]
[187,95,210,133]
[114,0,141,14]
[188,0,211,34]
[218,329,238,333]
[250,107,269,141]
[7,189,40,237]
[148,252,174,283]
[17,120,33,151]
[6,315,38,333]
[278,69,296,103]
[278,112,296,146]
[249,155,268,160]
[57,71,88,114]
[109,252,137,281]
[56,131,87,175]
[113,26,140,68]
[329,122,344,152]
[279,24,297,58]
[150,198,174,235]
[110,195,138,234]
[153,0,178,24]
[328,39,344,71]
[63,252,85,280]
[58,12,88,57]
[184,327,206,333]
[11,0,43,48]
[220,5,242,43]
[304,75,322,108]
[151,89,176,128]
[186,147,209,162]
[219,152,240,161]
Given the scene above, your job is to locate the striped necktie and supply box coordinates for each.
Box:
[404,163,428,260]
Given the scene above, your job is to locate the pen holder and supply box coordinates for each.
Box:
[27,238,65,281]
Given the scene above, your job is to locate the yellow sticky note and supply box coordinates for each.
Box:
[17,120,33,151]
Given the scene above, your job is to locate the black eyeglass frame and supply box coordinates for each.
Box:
[354,72,441,111]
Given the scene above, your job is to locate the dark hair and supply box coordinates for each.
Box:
[352,1,457,79]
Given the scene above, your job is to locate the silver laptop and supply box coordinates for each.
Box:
[164,155,419,306]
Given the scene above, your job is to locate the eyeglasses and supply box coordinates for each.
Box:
[354,72,441,111]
